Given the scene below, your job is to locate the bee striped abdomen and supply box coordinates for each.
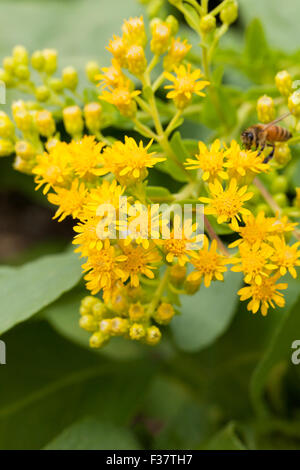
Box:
[267,125,292,142]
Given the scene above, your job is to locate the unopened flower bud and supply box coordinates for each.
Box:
[275,70,292,97]
[13,45,29,65]
[129,323,146,340]
[85,61,101,83]
[13,155,35,174]
[35,85,50,102]
[184,277,201,295]
[288,91,300,117]
[145,325,161,345]
[3,57,14,73]
[273,192,288,208]
[31,50,45,71]
[0,112,15,139]
[84,102,102,133]
[129,303,146,322]
[274,143,291,166]
[257,95,275,123]
[63,105,84,136]
[126,45,147,76]
[163,38,191,71]
[271,175,288,194]
[35,110,56,138]
[154,302,175,325]
[43,49,57,74]
[150,20,172,55]
[0,68,14,87]
[220,0,238,25]
[14,64,30,81]
[92,301,107,320]
[13,110,34,134]
[107,36,127,67]
[200,15,216,34]
[99,319,112,335]
[15,141,36,161]
[49,78,64,93]
[80,295,99,315]
[170,264,187,286]
[166,15,179,35]
[62,66,78,90]
[110,317,129,336]
[79,314,98,332]
[89,331,108,348]
[0,139,14,157]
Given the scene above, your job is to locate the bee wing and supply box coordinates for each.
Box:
[263,111,291,131]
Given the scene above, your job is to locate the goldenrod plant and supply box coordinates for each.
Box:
[1,0,300,451]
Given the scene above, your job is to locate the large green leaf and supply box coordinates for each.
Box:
[0,250,82,334]
[44,418,140,450]
[171,271,243,352]
[250,281,300,417]
[0,321,155,449]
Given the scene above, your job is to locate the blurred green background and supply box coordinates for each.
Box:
[1,0,300,451]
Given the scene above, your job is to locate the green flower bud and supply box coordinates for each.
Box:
[79,314,98,332]
[92,301,107,320]
[62,66,78,90]
[43,49,57,75]
[153,302,175,325]
[170,264,186,287]
[275,70,292,97]
[89,331,109,348]
[271,175,288,194]
[110,317,129,336]
[288,91,300,117]
[0,138,14,157]
[15,140,36,161]
[274,143,291,166]
[256,203,272,216]
[35,110,56,138]
[49,78,64,93]
[3,57,15,73]
[166,15,179,35]
[273,192,288,208]
[79,296,99,315]
[257,95,275,123]
[63,105,84,137]
[14,64,30,81]
[84,102,102,133]
[0,112,15,139]
[12,45,29,65]
[200,15,216,34]
[220,0,238,25]
[85,61,100,83]
[35,85,50,102]
[0,68,14,87]
[31,51,45,71]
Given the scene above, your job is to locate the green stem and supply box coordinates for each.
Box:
[165,109,182,137]
[146,266,170,315]
[204,215,229,256]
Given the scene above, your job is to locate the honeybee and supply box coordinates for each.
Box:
[241,112,292,163]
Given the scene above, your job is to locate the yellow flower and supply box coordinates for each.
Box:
[185,139,228,182]
[270,236,300,278]
[122,16,146,47]
[200,179,253,231]
[229,211,275,247]
[106,35,127,67]
[269,214,297,235]
[224,140,269,182]
[119,242,161,287]
[68,136,104,180]
[33,142,72,194]
[164,64,210,109]
[100,86,140,117]
[257,95,275,124]
[97,59,128,89]
[231,242,277,285]
[48,179,88,221]
[73,218,103,256]
[84,179,125,218]
[187,236,228,287]
[82,239,127,296]
[238,276,288,316]
[163,37,191,71]
[97,137,165,184]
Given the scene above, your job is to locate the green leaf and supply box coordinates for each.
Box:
[244,18,268,63]
[201,423,246,450]
[0,321,155,449]
[44,418,140,450]
[157,132,196,183]
[146,186,172,200]
[0,250,82,334]
[171,271,243,352]
[250,281,300,417]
